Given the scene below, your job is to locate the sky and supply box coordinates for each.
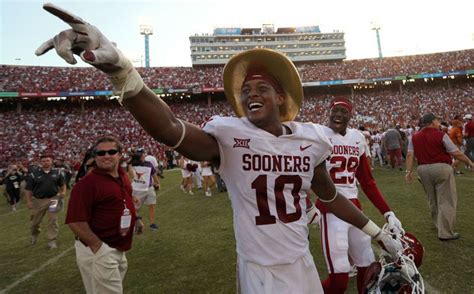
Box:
[1,0,473,67]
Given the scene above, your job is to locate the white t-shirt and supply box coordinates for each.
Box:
[131,163,154,192]
[144,155,159,169]
[321,126,366,200]
[203,116,332,266]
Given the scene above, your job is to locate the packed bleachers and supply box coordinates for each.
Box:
[1,49,472,92]
[1,80,472,169]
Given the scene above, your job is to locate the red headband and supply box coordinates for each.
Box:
[242,72,284,94]
[330,99,353,112]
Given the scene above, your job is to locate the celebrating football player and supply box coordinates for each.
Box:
[315,98,404,294]
[36,4,402,292]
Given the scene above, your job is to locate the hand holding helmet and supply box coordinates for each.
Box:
[384,211,405,235]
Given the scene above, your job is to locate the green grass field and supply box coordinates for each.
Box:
[0,167,473,293]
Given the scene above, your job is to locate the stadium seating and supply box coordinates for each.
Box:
[1,49,473,168]
[1,49,472,92]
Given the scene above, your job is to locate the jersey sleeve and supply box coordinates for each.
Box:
[311,124,333,166]
[355,153,391,215]
[201,115,222,137]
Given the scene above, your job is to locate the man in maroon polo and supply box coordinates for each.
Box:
[66,136,136,293]
[406,113,473,241]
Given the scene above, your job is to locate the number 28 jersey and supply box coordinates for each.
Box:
[202,116,332,266]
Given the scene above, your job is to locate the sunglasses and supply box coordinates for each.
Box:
[95,149,119,156]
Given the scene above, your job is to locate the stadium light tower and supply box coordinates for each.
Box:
[371,21,383,58]
[139,24,153,67]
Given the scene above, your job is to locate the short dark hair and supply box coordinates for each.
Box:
[93,136,122,153]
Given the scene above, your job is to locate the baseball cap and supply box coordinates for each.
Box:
[464,114,472,120]
[420,113,438,126]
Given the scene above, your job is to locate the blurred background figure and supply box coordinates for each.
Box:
[2,163,24,211]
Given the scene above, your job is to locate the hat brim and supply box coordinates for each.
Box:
[223,48,303,122]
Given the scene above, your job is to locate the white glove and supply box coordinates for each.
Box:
[374,229,403,259]
[362,220,403,259]
[306,205,321,225]
[35,3,144,101]
[384,211,405,235]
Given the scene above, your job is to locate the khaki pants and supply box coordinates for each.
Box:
[417,163,457,239]
[31,197,59,240]
[75,241,128,294]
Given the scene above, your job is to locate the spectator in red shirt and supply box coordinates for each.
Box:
[406,113,473,241]
[66,136,136,293]
[463,114,474,162]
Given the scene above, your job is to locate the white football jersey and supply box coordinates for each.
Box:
[321,126,365,200]
[203,116,332,266]
[371,133,382,146]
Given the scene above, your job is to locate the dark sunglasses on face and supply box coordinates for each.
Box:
[95,149,119,156]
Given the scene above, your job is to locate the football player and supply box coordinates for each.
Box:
[316,98,404,293]
[36,4,402,292]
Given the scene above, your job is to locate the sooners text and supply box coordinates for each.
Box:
[242,154,311,172]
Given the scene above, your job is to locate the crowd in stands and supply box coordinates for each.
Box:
[1,80,472,170]
[1,49,472,92]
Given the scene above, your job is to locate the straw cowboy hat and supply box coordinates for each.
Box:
[223,48,303,122]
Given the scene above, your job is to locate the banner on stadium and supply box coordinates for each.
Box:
[19,92,60,97]
[202,87,224,92]
[319,80,343,86]
[166,88,188,94]
[94,90,113,96]
[153,88,164,94]
[447,70,467,76]
[394,75,406,80]
[213,28,241,35]
[303,82,321,86]
[467,69,474,75]
[342,79,365,85]
[412,73,444,79]
[0,92,19,97]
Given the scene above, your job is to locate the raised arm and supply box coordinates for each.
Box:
[35,3,219,161]
[122,87,219,161]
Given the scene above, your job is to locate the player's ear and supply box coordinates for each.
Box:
[276,93,285,106]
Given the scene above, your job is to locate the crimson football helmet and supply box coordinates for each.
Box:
[363,226,425,294]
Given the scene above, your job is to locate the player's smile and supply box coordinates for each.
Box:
[329,105,351,135]
[248,101,264,112]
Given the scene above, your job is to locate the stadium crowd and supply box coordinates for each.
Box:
[1,81,472,170]
[1,49,472,92]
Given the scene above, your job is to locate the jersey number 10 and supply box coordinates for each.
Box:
[252,175,302,225]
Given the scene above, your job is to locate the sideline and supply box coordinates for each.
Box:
[0,246,74,294]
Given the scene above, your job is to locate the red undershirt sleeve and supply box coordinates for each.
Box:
[355,154,391,215]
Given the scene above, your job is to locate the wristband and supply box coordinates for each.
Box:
[170,119,186,149]
[361,220,382,238]
[319,190,338,203]
[109,60,144,105]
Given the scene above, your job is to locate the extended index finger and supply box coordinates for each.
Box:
[43,3,88,31]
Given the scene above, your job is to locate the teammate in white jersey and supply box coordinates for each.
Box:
[371,130,384,167]
[37,8,402,291]
[316,98,404,294]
